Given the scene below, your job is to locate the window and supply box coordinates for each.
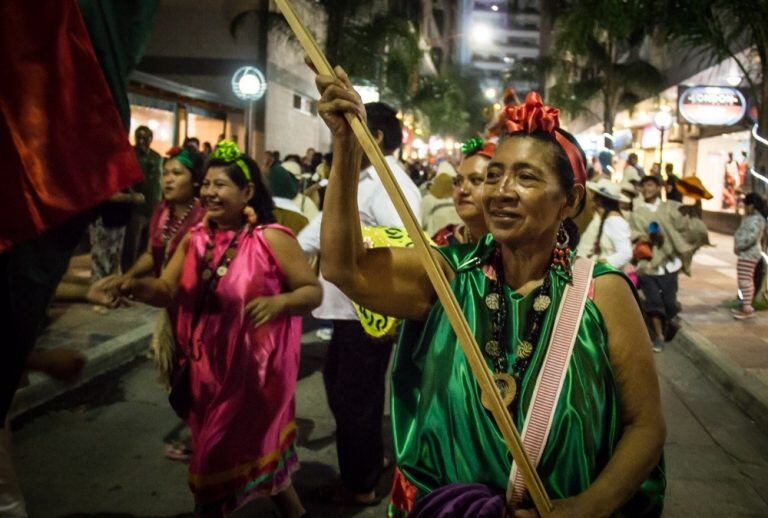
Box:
[293,93,317,115]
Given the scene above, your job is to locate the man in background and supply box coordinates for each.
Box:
[121,125,161,271]
[299,102,421,506]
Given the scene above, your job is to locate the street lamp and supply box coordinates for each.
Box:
[471,22,494,48]
[726,73,743,87]
[653,109,673,168]
[484,87,497,100]
[231,66,267,155]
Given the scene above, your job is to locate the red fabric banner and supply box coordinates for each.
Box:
[0,0,142,252]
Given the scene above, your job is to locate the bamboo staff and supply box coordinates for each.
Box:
[274,0,553,513]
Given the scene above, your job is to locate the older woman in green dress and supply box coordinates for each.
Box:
[314,66,665,517]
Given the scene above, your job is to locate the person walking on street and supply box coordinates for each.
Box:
[624,152,643,180]
[733,193,768,319]
[298,102,422,506]
[421,161,462,237]
[665,164,683,203]
[312,76,665,516]
[109,141,321,517]
[578,179,633,270]
[432,138,494,246]
[122,125,163,271]
[630,175,693,352]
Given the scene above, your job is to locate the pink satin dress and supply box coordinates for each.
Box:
[174,223,301,515]
[148,199,205,276]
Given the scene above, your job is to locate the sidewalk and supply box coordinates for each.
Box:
[673,231,768,431]
[10,300,158,419]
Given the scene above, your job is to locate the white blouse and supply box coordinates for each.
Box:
[578,213,633,268]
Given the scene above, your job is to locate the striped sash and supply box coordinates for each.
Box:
[507,256,595,505]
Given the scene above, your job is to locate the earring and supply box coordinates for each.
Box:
[243,206,258,225]
[552,222,573,278]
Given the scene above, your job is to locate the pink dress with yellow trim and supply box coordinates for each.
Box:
[174,223,301,515]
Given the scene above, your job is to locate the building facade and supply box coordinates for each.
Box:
[131,0,330,160]
[456,0,542,96]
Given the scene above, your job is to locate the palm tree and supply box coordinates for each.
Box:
[660,0,768,191]
[526,0,665,148]
[230,1,483,140]
[229,0,376,63]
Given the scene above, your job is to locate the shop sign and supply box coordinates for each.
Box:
[678,85,747,126]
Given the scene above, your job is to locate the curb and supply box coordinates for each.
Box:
[675,325,768,432]
[10,321,155,419]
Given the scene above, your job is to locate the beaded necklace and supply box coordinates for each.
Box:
[200,225,245,285]
[188,224,248,360]
[161,199,197,266]
[480,246,553,412]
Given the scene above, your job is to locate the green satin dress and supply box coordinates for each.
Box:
[390,235,665,516]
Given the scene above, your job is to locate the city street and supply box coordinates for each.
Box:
[5,1,768,517]
[10,318,768,517]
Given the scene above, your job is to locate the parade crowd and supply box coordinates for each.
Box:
[5,67,768,518]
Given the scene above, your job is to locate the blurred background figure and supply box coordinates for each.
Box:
[732,193,768,319]
[421,160,461,237]
[122,125,162,272]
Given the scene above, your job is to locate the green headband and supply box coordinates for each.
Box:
[171,147,194,169]
[461,137,484,155]
[211,139,252,181]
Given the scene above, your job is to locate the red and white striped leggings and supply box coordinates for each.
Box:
[737,258,760,309]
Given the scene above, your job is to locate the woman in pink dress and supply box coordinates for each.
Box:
[112,141,322,517]
[100,144,206,285]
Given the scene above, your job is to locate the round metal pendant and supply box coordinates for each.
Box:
[216,265,229,277]
[201,269,213,281]
[533,294,551,312]
[485,293,500,310]
[517,340,533,359]
[484,340,501,357]
[225,248,237,259]
[481,372,517,410]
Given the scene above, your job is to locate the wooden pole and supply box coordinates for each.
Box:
[274,0,553,513]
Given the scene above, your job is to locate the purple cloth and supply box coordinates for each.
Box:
[410,483,508,517]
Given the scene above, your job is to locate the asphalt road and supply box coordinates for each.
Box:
[10,327,768,517]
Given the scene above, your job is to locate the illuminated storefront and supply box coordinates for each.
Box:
[677,85,751,214]
[127,72,243,154]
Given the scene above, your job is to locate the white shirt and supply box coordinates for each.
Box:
[578,213,633,269]
[298,155,422,320]
[639,198,683,275]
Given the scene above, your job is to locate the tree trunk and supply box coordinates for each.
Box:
[753,75,768,197]
[750,72,768,305]
[325,1,351,65]
[603,94,614,150]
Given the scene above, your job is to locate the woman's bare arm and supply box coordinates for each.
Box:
[264,228,322,316]
[125,249,155,279]
[316,66,449,321]
[576,274,666,516]
[117,234,189,307]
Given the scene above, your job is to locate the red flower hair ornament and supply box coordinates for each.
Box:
[502,92,586,186]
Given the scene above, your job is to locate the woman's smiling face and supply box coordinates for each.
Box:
[200,166,253,226]
[482,136,579,247]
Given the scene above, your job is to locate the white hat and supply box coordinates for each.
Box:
[436,160,457,178]
[282,160,302,179]
[622,164,641,184]
[588,178,630,204]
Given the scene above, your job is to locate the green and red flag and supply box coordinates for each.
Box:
[0,0,158,252]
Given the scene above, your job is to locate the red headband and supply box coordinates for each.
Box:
[478,142,496,159]
[502,92,586,185]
